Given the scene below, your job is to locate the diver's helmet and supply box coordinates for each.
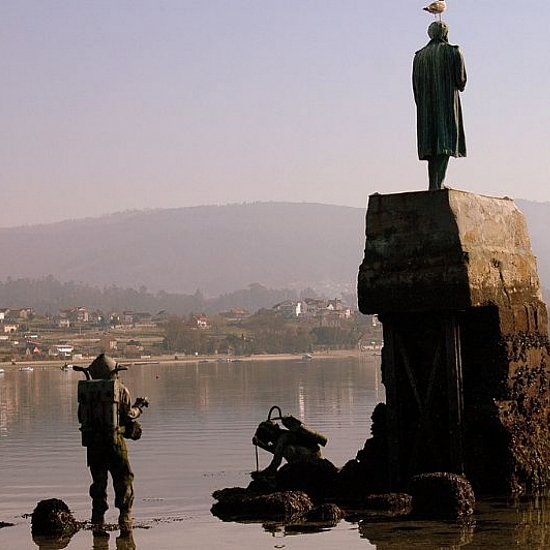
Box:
[88,353,124,380]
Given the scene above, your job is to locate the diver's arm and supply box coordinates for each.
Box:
[259,435,289,474]
[252,435,275,455]
[120,386,143,422]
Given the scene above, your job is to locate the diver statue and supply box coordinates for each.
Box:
[75,353,149,535]
[251,405,328,480]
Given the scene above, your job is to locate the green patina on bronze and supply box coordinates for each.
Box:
[413,22,467,190]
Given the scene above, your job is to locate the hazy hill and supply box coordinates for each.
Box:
[0,199,548,298]
[0,202,366,297]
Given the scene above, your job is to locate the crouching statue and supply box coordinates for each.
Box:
[251,406,328,480]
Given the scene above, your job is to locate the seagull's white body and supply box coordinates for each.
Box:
[423,1,446,19]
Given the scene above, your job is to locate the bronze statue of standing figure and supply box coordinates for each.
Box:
[413,21,467,190]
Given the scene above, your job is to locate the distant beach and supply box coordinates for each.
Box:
[0,348,376,371]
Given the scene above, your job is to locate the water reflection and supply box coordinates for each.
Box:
[263,521,334,536]
[232,495,550,548]
[32,533,75,550]
[359,518,475,548]
[355,496,550,549]
[93,532,136,550]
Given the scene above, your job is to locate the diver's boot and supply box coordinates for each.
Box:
[118,511,133,535]
[91,513,108,536]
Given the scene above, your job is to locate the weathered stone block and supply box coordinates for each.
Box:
[358,189,542,318]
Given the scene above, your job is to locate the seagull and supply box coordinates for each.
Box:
[423,0,446,20]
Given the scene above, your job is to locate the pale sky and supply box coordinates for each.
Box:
[2,1,549,228]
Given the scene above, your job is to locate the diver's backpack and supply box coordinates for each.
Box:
[281,414,328,447]
[77,379,123,446]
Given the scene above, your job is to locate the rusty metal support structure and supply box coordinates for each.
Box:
[381,312,464,488]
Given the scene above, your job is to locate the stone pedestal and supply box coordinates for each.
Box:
[358,189,550,494]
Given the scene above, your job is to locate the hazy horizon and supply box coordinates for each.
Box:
[0,199,359,230]
[3,2,550,228]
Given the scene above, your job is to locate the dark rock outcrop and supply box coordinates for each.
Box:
[407,472,475,520]
[31,498,79,537]
[211,489,314,522]
[335,403,389,499]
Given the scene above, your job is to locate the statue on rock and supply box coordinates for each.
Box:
[413,21,467,190]
[251,406,327,482]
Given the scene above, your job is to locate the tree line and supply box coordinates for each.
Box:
[0,276,331,316]
[161,309,379,356]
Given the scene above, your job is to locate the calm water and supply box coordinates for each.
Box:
[1,356,550,549]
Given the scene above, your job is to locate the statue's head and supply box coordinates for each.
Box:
[428,21,449,42]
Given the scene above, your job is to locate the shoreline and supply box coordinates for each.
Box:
[0,348,377,371]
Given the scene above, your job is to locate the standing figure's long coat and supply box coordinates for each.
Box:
[413,22,467,160]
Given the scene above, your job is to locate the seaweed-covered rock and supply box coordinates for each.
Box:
[31,499,79,537]
[362,493,412,512]
[211,489,313,521]
[305,503,344,524]
[407,472,475,520]
[275,458,338,501]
